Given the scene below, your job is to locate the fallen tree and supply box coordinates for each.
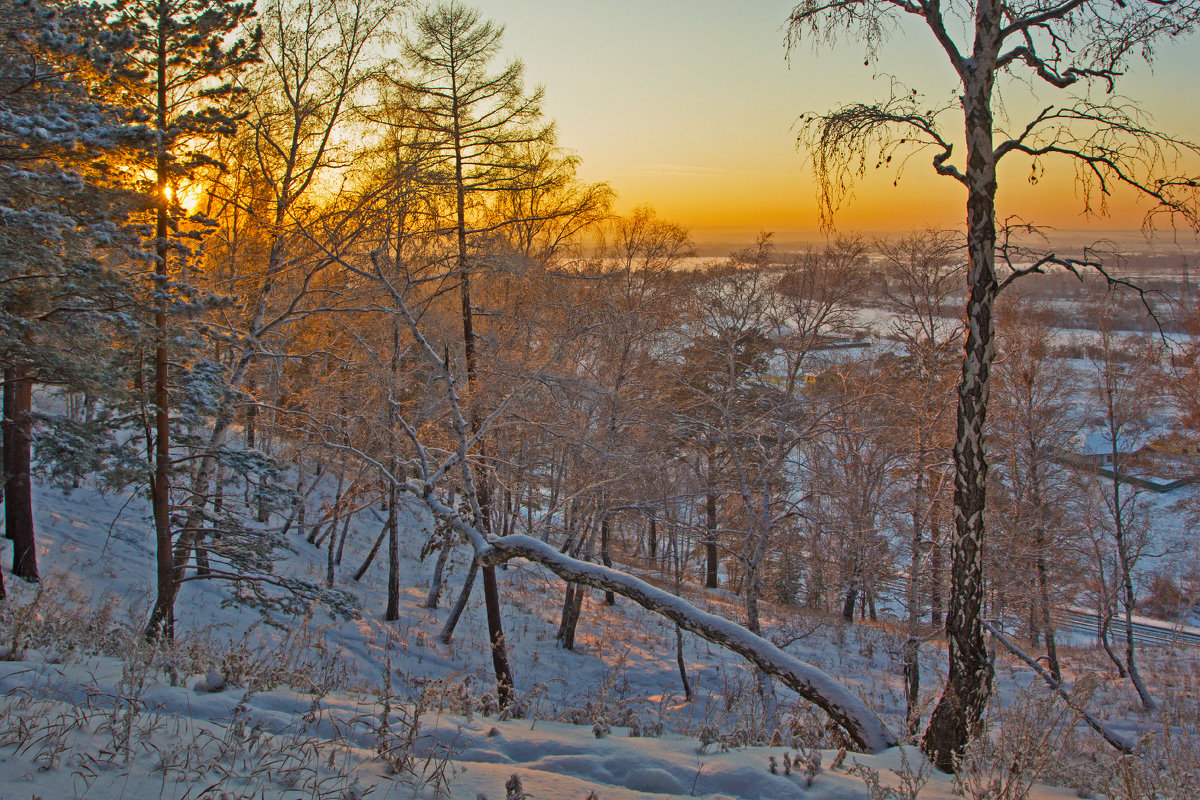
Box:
[985,621,1135,755]
[420,488,899,753]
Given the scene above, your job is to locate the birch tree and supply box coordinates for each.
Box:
[787,0,1200,769]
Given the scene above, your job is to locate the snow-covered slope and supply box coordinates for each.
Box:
[0,472,1189,798]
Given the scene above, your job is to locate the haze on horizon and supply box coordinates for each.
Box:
[473,0,1200,243]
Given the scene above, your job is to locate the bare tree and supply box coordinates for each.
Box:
[802,365,898,628]
[397,1,561,710]
[1083,292,1164,709]
[989,295,1079,685]
[382,281,899,753]
[787,0,1200,769]
[878,229,961,734]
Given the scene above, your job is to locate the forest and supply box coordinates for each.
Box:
[2,0,1200,797]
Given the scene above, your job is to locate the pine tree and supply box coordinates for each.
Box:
[0,0,145,590]
[109,0,260,641]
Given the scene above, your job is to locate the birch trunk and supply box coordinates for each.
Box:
[922,25,999,768]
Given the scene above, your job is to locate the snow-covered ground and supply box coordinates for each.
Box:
[1,464,1195,798]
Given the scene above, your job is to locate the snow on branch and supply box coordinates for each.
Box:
[413,487,898,753]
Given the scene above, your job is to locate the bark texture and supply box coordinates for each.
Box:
[4,368,36,581]
[922,25,999,769]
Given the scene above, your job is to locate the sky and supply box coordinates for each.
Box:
[470,0,1200,245]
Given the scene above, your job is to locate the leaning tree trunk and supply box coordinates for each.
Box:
[922,48,998,771]
[440,557,478,643]
[472,531,898,753]
[425,539,452,609]
[4,367,37,582]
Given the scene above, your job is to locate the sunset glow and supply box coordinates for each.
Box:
[478,0,1200,241]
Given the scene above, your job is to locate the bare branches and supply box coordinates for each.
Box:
[985,621,1136,755]
[996,100,1200,229]
[994,221,1167,341]
[797,91,961,229]
[786,0,904,65]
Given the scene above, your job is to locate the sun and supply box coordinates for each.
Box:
[164,180,205,214]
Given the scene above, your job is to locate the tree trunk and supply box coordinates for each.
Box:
[194,534,211,576]
[903,636,921,737]
[439,557,477,643]
[600,515,615,605]
[558,527,592,649]
[426,540,452,609]
[561,582,586,650]
[353,517,389,582]
[705,450,719,588]
[647,516,658,567]
[929,534,944,627]
[326,506,337,587]
[4,368,37,582]
[557,581,578,644]
[482,561,515,708]
[385,480,400,621]
[904,466,924,733]
[1033,539,1061,683]
[312,467,345,545]
[1098,598,1127,677]
[146,148,175,640]
[1104,427,1156,709]
[454,129,514,706]
[842,578,858,623]
[922,49,998,770]
[1117,526,1154,708]
[335,507,352,566]
[675,624,692,700]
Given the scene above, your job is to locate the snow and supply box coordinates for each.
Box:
[0,462,1191,799]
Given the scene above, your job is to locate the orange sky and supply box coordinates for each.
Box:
[476,0,1200,244]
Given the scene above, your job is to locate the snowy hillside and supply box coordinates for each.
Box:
[1,468,1194,799]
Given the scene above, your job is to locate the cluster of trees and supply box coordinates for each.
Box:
[3,0,1198,770]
